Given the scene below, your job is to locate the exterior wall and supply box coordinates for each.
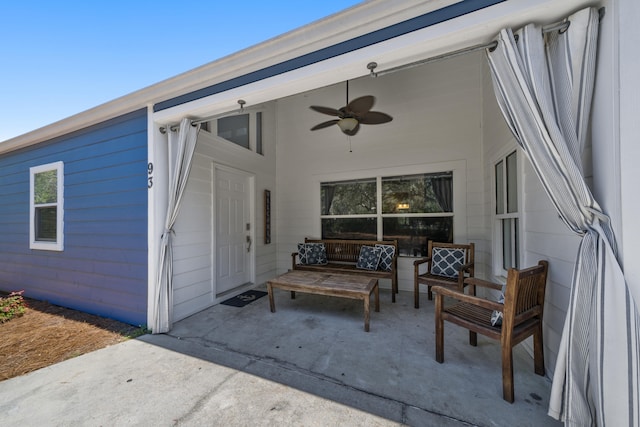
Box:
[0,109,148,325]
[275,52,485,293]
[171,104,278,321]
[481,57,580,376]
[592,0,639,301]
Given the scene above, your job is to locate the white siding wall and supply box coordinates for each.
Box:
[481,59,581,376]
[171,104,278,321]
[275,53,485,293]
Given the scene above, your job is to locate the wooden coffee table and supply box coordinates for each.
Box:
[267,271,379,332]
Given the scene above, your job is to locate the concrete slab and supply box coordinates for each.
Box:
[0,339,397,426]
[0,288,561,426]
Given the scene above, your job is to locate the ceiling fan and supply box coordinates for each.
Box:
[309,81,393,136]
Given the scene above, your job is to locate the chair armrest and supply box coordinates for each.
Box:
[459,262,474,274]
[413,257,431,267]
[291,252,299,270]
[431,285,504,312]
[464,277,503,291]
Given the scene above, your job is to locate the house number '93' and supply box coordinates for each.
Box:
[148,163,154,188]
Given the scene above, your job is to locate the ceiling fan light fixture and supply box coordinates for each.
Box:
[337,117,358,132]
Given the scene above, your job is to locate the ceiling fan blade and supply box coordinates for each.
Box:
[342,122,360,136]
[310,105,340,116]
[311,119,339,130]
[359,111,393,125]
[346,96,375,115]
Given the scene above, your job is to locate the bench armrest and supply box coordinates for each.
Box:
[413,257,432,267]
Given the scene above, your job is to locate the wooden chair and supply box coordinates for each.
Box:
[432,260,549,403]
[413,241,474,308]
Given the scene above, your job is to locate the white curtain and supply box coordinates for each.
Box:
[151,117,200,334]
[486,7,639,426]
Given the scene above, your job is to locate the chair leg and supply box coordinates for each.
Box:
[469,331,477,347]
[435,294,444,363]
[414,281,420,309]
[427,285,433,300]
[392,276,397,303]
[502,346,515,403]
[533,325,545,376]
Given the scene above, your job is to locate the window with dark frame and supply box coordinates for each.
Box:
[320,172,453,256]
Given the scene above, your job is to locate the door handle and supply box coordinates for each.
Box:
[246,235,252,252]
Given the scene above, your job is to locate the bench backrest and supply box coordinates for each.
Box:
[304,238,398,265]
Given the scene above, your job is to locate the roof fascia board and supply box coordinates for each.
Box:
[153,0,504,112]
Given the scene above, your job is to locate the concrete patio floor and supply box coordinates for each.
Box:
[146,285,560,426]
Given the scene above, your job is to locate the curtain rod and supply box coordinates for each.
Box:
[159,100,247,133]
[371,7,605,78]
[371,19,574,78]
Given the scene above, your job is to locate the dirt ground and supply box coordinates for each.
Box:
[0,297,144,381]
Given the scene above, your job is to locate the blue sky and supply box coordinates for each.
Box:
[0,1,362,142]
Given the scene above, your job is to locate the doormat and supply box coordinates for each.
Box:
[221,290,268,307]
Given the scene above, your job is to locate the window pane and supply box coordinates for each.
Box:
[321,218,377,240]
[256,112,263,155]
[35,207,57,241]
[495,160,504,214]
[383,217,453,257]
[382,172,452,213]
[321,179,376,215]
[506,151,518,213]
[502,218,519,270]
[218,114,250,148]
[34,170,57,204]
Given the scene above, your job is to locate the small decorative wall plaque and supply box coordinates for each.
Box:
[264,189,271,244]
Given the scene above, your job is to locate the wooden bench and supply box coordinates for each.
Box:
[292,238,398,302]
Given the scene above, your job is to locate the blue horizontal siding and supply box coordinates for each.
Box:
[0,108,148,326]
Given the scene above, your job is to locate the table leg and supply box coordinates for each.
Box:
[374,281,380,312]
[364,295,370,332]
[267,283,276,312]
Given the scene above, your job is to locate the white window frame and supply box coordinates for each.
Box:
[202,111,264,155]
[29,161,64,251]
[493,149,520,277]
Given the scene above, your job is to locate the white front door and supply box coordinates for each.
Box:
[215,166,252,295]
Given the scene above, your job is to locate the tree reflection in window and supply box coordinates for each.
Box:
[320,172,454,256]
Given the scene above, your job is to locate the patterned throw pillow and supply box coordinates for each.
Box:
[431,247,465,278]
[304,243,327,265]
[297,243,308,264]
[356,246,382,271]
[375,244,396,272]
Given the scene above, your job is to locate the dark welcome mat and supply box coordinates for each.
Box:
[221,290,268,307]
